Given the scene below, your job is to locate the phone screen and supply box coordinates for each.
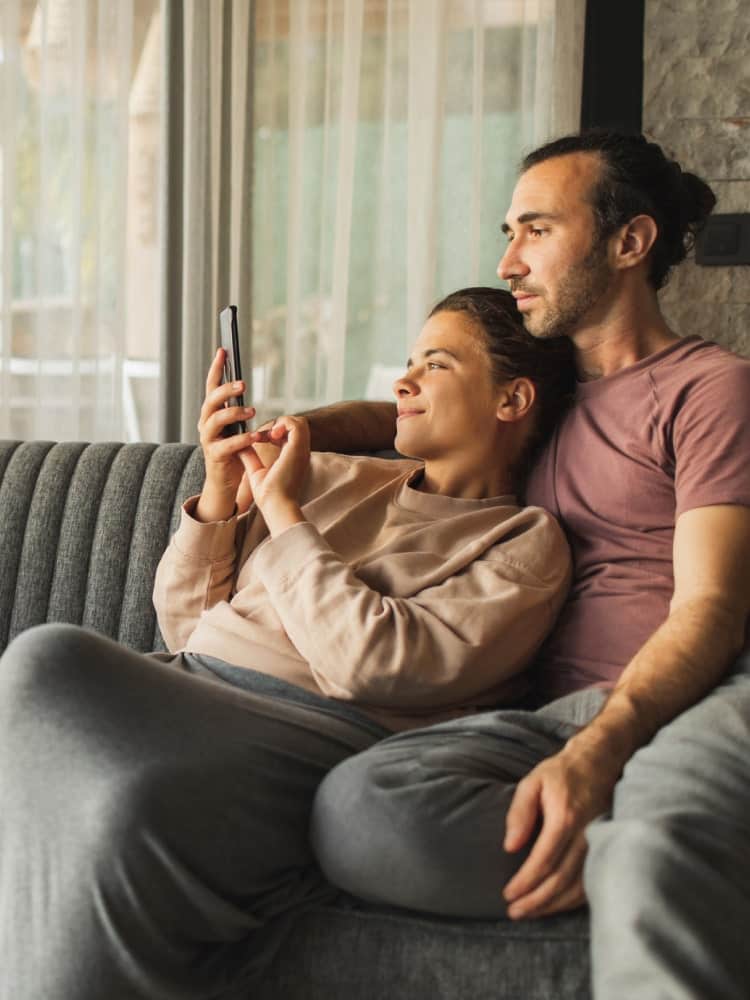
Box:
[219,305,247,437]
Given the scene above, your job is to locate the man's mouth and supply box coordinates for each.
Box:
[397,409,424,420]
[512,292,539,311]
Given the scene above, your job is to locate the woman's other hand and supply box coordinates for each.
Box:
[195,348,258,523]
[240,415,310,536]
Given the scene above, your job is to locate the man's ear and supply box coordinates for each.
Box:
[497,377,536,423]
[612,214,659,272]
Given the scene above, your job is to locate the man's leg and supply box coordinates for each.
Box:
[0,624,379,1000]
[585,655,750,1000]
[311,690,605,918]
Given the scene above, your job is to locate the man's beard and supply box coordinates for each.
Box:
[514,240,612,340]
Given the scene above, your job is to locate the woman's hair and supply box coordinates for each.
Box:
[428,286,576,482]
[522,130,716,290]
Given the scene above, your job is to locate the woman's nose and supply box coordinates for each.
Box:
[393,375,416,398]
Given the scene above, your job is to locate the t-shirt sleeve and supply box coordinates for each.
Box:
[670,358,750,518]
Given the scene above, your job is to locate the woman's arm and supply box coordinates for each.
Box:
[251,511,570,709]
[242,418,570,711]
[153,499,243,651]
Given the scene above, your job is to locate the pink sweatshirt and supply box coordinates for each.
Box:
[154,453,571,730]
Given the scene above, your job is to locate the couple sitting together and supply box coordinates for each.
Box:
[3,129,750,1000]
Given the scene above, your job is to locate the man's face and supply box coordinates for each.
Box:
[497,153,614,340]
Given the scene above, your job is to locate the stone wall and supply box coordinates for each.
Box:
[643,0,750,355]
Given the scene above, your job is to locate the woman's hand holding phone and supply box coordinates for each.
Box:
[195,347,259,523]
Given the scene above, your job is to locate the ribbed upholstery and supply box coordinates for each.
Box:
[0,440,204,654]
[0,437,591,998]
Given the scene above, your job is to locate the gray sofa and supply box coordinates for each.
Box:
[0,438,591,999]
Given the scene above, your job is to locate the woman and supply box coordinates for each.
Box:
[156,286,574,731]
[0,288,574,999]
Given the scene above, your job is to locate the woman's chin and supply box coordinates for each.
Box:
[394,432,421,460]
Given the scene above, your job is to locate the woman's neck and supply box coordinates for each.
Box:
[418,459,515,500]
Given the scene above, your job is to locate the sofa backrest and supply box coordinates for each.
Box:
[0,440,205,655]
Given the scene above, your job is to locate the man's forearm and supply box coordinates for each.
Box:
[302,400,397,453]
[563,596,747,780]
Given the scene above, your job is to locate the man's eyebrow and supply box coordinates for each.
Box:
[501,211,561,234]
[405,347,460,367]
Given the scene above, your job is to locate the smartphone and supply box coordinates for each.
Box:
[219,305,247,437]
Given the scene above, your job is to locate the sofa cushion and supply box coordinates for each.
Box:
[258,899,590,999]
[0,440,205,654]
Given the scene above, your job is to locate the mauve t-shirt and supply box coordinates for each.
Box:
[526,335,750,700]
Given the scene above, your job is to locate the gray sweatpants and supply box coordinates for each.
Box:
[0,624,386,1000]
[3,623,750,999]
[312,654,750,1000]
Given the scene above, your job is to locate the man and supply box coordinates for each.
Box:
[309,131,750,998]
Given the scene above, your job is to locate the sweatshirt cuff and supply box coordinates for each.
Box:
[253,520,331,589]
[173,495,240,562]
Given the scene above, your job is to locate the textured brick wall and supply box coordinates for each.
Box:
[643,0,750,354]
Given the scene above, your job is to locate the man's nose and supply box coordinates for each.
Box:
[497,241,527,281]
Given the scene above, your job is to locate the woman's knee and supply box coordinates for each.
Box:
[0,623,96,717]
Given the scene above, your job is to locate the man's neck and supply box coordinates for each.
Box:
[571,290,679,381]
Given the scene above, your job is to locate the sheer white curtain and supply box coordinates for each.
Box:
[0,0,162,442]
[160,0,254,443]
[250,0,585,421]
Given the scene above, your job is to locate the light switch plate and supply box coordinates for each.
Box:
[696,213,750,266]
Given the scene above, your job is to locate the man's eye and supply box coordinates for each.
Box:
[530,227,546,237]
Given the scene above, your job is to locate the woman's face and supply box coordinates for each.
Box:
[393,310,504,461]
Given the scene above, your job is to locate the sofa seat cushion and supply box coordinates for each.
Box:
[259,898,590,999]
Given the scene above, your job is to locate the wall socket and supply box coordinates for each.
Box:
[696,213,750,266]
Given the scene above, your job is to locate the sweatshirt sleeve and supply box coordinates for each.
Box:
[153,497,243,652]
[252,517,571,708]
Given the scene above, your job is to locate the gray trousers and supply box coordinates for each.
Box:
[313,654,750,1000]
[3,623,750,999]
[0,624,385,1000]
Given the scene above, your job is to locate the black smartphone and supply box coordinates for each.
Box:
[219,305,247,437]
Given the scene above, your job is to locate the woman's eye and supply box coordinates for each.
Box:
[427,362,445,370]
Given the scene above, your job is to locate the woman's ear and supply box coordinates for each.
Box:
[497,377,535,423]
[612,213,659,272]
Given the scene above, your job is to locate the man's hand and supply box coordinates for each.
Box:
[502,745,616,919]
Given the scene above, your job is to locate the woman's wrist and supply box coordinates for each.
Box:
[260,497,305,537]
[194,481,238,523]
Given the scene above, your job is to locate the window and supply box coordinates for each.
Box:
[0,0,162,441]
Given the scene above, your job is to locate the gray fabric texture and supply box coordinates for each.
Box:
[0,623,381,999]
[0,441,201,653]
[311,692,606,919]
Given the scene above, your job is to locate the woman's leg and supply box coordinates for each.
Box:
[311,691,605,919]
[585,655,750,1000]
[0,624,378,1000]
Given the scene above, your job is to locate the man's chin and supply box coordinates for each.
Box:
[521,313,548,338]
[522,310,569,340]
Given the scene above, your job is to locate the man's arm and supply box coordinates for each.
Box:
[501,503,750,919]
[302,400,397,453]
